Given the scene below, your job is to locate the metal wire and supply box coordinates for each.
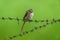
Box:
[7,19,60,40]
[0,17,60,40]
[0,17,59,23]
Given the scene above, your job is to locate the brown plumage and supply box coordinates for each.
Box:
[21,9,34,32]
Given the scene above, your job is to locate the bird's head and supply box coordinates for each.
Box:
[27,9,33,13]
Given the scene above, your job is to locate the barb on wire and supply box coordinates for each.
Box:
[2,17,5,20]
[8,17,13,20]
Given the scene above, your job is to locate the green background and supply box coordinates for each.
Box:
[0,0,60,40]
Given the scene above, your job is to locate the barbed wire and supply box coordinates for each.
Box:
[0,17,59,23]
[7,19,60,40]
[0,17,60,40]
[0,17,49,25]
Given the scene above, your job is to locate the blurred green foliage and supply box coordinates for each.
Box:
[0,0,60,40]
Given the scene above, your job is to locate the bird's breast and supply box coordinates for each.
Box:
[29,12,34,20]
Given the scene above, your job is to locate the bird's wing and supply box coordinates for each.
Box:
[23,12,29,20]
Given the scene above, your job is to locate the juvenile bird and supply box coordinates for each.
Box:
[21,9,34,32]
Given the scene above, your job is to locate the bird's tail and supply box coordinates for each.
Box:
[21,21,26,32]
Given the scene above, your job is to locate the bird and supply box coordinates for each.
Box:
[21,9,34,32]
